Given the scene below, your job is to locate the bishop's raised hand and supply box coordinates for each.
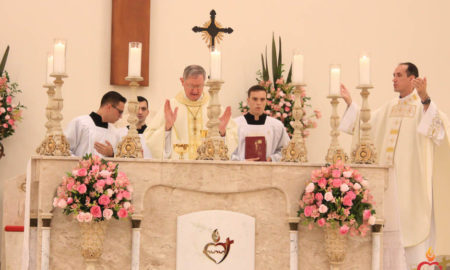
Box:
[164,100,178,131]
[219,106,232,136]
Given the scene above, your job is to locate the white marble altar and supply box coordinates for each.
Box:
[26,156,388,269]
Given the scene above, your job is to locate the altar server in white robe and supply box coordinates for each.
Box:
[231,85,290,162]
[339,62,450,269]
[65,91,126,157]
[144,65,237,159]
[117,96,152,158]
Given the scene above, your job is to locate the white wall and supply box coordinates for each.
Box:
[1,0,450,256]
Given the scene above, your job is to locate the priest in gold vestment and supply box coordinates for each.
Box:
[339,62,450,269]
[144,65,237,159]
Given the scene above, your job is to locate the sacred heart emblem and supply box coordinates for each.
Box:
[417,248,443,270]
[203,229,234,264]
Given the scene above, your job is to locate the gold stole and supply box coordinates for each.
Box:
[175,92,210,159]
[384,93,418,164]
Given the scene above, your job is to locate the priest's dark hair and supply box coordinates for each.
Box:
[183,65,206,80]
[137,96,148,107]
[100,91,127,107]
[247,85,267,97]
[400,62,419,78]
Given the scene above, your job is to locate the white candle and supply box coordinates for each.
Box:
[210,49,221,80]
[128,42,142,77]
[53,40,66,74]
[359,54,371,85]
[329,65,341,96]
[46,54,53,84]
[292,54,304,84]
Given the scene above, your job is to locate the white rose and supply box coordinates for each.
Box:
[106,188,114,197]
[340,183,349,193]
[76,213,85,223]
[99,170,112,178]
[343,170,353,178]
[53,197,59,207]
[123,202,131,210]
[57,199,67,208]
[361,180,369,188]
[319,204,328,213]
[368,215,376,225]
[353,183,362,190]
[84,213,93,223]
[305,183,315,193]
[324,191,334,201]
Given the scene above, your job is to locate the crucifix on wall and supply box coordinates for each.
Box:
[110,0,150,86]
[192,10,233,50]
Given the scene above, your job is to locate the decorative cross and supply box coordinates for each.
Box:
[192,10,233,49]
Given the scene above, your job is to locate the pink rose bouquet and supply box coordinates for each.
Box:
[298,162,376,236]
[53,154,134,222]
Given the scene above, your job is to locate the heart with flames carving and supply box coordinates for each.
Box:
[203,229,234,264]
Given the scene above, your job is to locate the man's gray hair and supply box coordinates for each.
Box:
[183,65,206,80]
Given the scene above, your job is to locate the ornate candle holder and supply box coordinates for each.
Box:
[36,74,70,156]
[282,84,307,162]
[325,96,348,163]
[351,84,377,164]
[115,76,144,158]
[196,80,229,160]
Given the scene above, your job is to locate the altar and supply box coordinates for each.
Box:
[27,156,388,270]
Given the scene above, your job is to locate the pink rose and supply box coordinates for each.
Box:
[67,197,73,204]
[332,169,341,178]
[76,212,85,222]
[2,123,7,128]
[122,190,131,200]
[53,197,58,207]
[77,184,87,194]
[332,179,342,188]
[363,209,371,220]
[305,183,315,193]
[96,179,106,188]
[304,206,313,217]
[106,188,114,197]
[118,208,128,218]
[340,183,349,193]
[77,168,88,177]
[343,196,353,207]
[317,218,326,227]
[318,178,327,188]
[339,225,349,235]
[66,182,74,191]
[105,177,114,185]
[315,193,323,201]
[344,208,350,216]
[103,209,113,220]
[123,202,131,209]
[85,213,93,222]
[6,96,12,104]
[98,195,111,206]
[353,183,361,190]
[284,106,291,112]
[324,191,334,201]
[90,205,102,218]
[318,204,328,213]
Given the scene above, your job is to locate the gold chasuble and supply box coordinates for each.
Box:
[343,90,450,255]
[144,91,238,160]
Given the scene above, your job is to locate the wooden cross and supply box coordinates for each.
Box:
[192,10,233,49]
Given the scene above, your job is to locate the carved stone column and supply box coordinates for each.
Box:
[197,80,229,160]
[288,217,300,270]
[40,213,53,270]
[371,220,384,270]
[131,214,143,270]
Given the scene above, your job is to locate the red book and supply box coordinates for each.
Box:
[245,136,266,161]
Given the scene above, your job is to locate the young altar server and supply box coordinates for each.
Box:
[65,91,126,157]
[231,85,290,162]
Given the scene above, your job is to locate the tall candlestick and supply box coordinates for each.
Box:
[128,42,142,77]
[359,54,371,85]
[292,53,304,84]
[210,49,221,80]
[329,65,341,96]
[46,53,53,84]
[53,39,66,74]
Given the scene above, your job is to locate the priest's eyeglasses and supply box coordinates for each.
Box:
[112,105,124,115]
[185,83,204,90]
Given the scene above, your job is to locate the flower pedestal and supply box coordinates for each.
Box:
[324,226,347,270]
[79,221,108,270]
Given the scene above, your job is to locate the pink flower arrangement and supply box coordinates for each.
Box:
[298,162,376,236]
[0,72,25,141]
[53,154,134,222]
